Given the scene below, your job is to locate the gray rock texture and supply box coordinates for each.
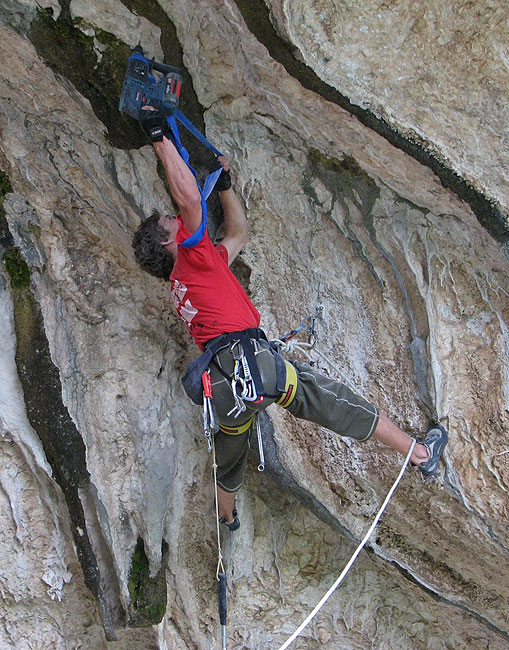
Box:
[0,1,507,649]
[266,0,509,219]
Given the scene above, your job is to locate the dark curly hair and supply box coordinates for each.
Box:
[132,210,175,280]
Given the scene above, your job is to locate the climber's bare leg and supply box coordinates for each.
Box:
[373,413,429,465]
[217,486,236,523]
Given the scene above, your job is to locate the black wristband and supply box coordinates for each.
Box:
[209,158,232,191]
[215,169,231,192]
[139,109,169,142]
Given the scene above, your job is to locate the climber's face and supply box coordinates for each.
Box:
[158,214,179,258]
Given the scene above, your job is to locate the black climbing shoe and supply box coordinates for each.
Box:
[219,509,240,532]
[419,424,448,476]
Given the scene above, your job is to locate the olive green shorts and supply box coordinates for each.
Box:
[210,342,379,492]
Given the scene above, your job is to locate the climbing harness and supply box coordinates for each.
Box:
[276,438,416,650]
[209,330,285,411]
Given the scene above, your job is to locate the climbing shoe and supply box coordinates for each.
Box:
[419,423,448,476]
[219,509,240,532]
[139,108,170,142]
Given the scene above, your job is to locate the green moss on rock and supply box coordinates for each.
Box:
[0,171,27,287]
[128,538,167,627]
[0,170,11,201]
[2,248,30,288]
[29,4,144,148]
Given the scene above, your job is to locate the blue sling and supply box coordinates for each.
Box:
[165,109,224,248]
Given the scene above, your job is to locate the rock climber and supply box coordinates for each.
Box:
[132,109,448,531]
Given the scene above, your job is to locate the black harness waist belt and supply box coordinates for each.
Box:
[182,328,287,405]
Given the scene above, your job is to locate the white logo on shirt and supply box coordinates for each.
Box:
[171,280,197,325]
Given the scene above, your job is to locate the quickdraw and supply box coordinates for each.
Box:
[226,341,265,419]
[201,369,215,452]
[279,305,324,346]
[227,342,248,418]
[255,414,265,472]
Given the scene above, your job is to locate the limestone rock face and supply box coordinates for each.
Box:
[266,0,509,219]
[0,1,507,649]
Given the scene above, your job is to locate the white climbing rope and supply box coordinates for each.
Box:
[208,312,418,648]
[275,438,416,650]
[211,437,226,579]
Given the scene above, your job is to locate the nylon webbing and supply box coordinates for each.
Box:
[165,110,223,248]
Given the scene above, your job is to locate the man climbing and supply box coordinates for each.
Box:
[132,110,448,531]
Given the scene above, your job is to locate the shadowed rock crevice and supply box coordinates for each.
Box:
[128,537,168,627]
[232,0,508,249]
[387,557,509,643]
[228,255,252,293]
[0,171,13,257]
[1,192,120,640]
[29,2,143,149]
[305,149,383,286]
[376,526,499,612]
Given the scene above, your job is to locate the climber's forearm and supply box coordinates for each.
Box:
[153,137,202,233]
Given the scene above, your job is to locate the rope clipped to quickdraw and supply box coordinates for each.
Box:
[273,304,371,402]
[279,305,323,346]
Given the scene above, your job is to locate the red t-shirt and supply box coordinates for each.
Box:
[169,218,260,349]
